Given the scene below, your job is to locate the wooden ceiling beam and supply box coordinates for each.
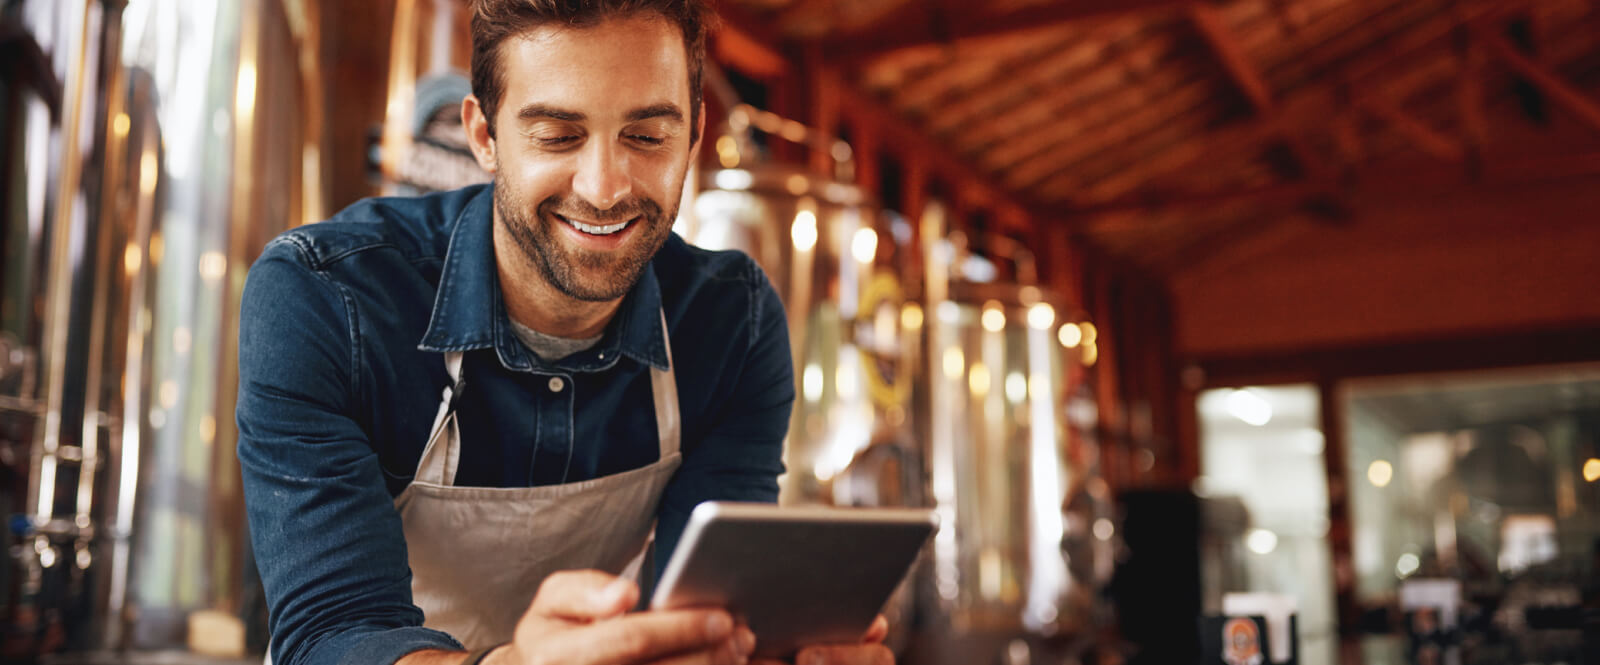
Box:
[831,72,1042,233]
[820,0,1193,61]
[1056,180,1335,221]
[1047,147,1600,221]
[1078,4,1494,206]
[1475,19,1600,133]
[1188,2,1328,179]
[1357,94,1467,162]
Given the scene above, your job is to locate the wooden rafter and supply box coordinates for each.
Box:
[1188,2,1327,179]
[1089,2,1501,204]
[818,0,1193,60]
[1246,0,1427,100]
[831,74,1038,233]
[1357,94,1467,162]
[1475,19,1600,132]
[1048,148,1600,222]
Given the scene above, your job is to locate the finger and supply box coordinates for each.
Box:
[647,628,756,665]
[861,615,889,644]
[528,569,639,620]
[548,609,737,665]
[793,644,894,665]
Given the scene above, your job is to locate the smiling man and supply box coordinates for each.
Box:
[236,2,889,665]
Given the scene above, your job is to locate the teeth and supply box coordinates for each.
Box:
[565,216,632,235]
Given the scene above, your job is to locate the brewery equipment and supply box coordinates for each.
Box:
[1,0,325,659]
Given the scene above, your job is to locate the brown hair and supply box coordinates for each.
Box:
[470,0,716,144]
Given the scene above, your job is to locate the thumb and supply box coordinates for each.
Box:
[529,570,639,620]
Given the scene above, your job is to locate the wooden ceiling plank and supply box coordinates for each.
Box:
[926,22,1128,135]
[1259,0,1430,98]
[1022,94,1225,196]
[978,54,1203,171]
[1476,20,1600,133]
[954,33,1184,154]
[993,78,1216,189]
[890,27,1071,112]
[775,0,921,38]
[822,0,1194,60]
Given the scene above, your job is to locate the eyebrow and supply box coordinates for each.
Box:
[515,103,684,125]
[626,104,685,124]
[516,104,584,122]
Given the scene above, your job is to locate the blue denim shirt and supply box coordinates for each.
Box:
[236,184,793,665]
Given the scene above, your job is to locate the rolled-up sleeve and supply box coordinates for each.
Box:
[237,238,459,665]
[654,260,794,570]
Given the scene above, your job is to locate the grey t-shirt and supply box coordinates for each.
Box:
[508,318,602,362]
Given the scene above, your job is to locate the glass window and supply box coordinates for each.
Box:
[1197,384,1339,665]
[1344,364,1600,664]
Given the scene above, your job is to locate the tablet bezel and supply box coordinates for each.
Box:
[649,502,938,657]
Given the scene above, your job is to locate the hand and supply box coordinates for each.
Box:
[487,570,757,665]
[751,615,893,665]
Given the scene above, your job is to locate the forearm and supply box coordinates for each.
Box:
[395,648,478,665]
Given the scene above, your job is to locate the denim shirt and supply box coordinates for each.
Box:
[236,184,793,665]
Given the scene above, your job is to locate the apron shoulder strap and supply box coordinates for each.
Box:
[651,310,680,459]
[415,351,465,485]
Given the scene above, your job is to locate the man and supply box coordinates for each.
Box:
[236,2,891,665]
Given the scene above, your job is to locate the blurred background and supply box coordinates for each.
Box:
[2,0,1598,663]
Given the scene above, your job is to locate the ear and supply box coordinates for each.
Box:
[462,94,498,174]
[688,100,707,161]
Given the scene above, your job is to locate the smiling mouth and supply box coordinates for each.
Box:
[556,213,637,236]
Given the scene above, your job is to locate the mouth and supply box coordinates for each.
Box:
[556,213,637,236]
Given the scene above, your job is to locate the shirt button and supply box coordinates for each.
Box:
[548,377,565,393]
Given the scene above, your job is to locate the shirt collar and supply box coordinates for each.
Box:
[417,184,670,373]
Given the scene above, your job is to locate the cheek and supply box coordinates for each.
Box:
[498,154,567,198]
[637,156,689,201]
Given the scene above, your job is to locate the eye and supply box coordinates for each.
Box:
[535,135,579,148]
[628,134,666,146]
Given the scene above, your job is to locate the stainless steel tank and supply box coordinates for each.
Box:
[1,0,325,660]
[917,222,1110,638]
[688,102,1113,650]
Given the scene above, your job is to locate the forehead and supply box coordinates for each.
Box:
[497,14,690,118]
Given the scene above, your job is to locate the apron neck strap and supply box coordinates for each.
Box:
[650,309,680,459]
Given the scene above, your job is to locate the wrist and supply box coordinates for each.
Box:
[472,643,510,665]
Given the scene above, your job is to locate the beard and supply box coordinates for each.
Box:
[494,173,678,302]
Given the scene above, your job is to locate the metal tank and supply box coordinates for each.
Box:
[688,100,1114,655]
[1,0,325,660]
[683,102,920,509]
[917,219,1113,642]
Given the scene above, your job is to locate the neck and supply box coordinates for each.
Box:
[492,211,622,340]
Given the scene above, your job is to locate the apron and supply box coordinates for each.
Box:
[392,310,683,650]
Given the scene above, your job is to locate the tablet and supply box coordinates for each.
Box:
[650,502,938,659]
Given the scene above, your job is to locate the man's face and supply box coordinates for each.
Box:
[485,15,695,302]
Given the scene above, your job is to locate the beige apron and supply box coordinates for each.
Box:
[393,311,682,650]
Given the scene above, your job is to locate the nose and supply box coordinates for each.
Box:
[572,140,633,212]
